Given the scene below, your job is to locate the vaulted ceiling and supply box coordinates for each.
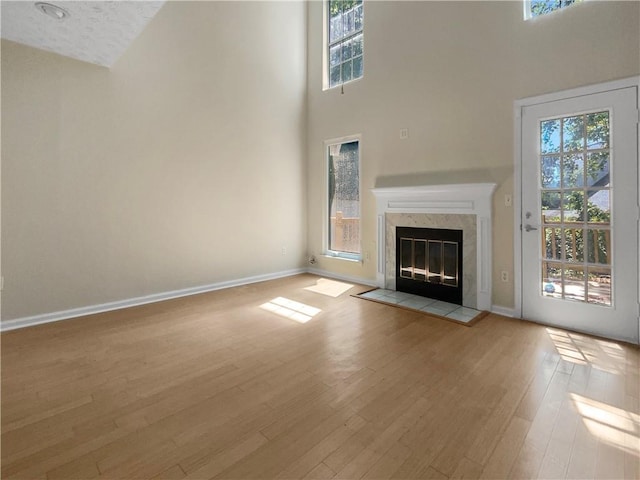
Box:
[1,1,165,67]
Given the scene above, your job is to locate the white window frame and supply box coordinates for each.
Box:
[324,135,362,261]
[324,0,364,90]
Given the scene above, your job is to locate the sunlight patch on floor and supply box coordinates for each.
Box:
[304,278,354,297]
[546,328,625,374]
[571,393,640,458]
[260,297,321,324]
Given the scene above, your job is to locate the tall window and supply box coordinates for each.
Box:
[327,139,360,258]
[525,0,583,19]
[327,0,364,88]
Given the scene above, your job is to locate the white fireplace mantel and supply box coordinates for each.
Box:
[371,183,497,311]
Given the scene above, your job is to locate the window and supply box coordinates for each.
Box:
[525,0,583,19]
[539,110,612,305]
[327,138,360,258]
[327,0,364,89]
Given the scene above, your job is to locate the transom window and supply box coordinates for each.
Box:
[327,0,363,89]
[525,0,583,19]
[327,139,360,258]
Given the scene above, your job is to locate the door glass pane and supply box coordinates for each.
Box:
[544,227,562,261]
[586,112,609,149]
[562,154,584,188]
[586,189,610,224]
[538,110,612,306]
[588,267,611,305]
[542,262,563,299]
[586,229,610,265]
[586,152,609,187]
[562,115,584,152]
[542,191,561,223]
[564,228,584,262]
[564,267,586,302]
[541,156,561,188]
[541,119,560,153]
[562,191,584,223]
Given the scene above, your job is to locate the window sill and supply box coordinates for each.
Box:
[323,75,363,92]
[322,253,362,264]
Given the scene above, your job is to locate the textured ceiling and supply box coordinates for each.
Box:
[1,1,165,67]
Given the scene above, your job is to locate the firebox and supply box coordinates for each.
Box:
[395,227,463,305]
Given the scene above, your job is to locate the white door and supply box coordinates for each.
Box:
[521,86,639,343]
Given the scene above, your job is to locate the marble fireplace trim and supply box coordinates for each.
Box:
[371,183,496,311]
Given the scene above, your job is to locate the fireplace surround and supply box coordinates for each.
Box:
[371,183,496,311]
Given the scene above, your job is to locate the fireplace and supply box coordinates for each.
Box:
[396,227,463,305]
[371,183,496,311]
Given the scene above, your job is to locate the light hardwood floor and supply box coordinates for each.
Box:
[2,273,639,479]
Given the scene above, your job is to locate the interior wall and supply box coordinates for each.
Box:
[306,0,640,309]
[1,1,308,321]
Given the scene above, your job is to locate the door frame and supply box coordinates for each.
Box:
[513,76,640,339]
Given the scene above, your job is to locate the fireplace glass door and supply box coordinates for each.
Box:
[396,227,463,305]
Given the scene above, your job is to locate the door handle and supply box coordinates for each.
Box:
[524,224,538,232]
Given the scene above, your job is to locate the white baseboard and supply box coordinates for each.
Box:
[306,267,378,288]
[491,305,518,318]
[5,267,507,332]
[0,268,306,332]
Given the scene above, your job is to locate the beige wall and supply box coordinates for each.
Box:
[3,0,639,322]
[306,0,640,308]
[1,1,308,320]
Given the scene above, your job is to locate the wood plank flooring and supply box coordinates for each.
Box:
[2,273,639,479]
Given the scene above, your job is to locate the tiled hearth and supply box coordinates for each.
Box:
[356,288,483,324]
